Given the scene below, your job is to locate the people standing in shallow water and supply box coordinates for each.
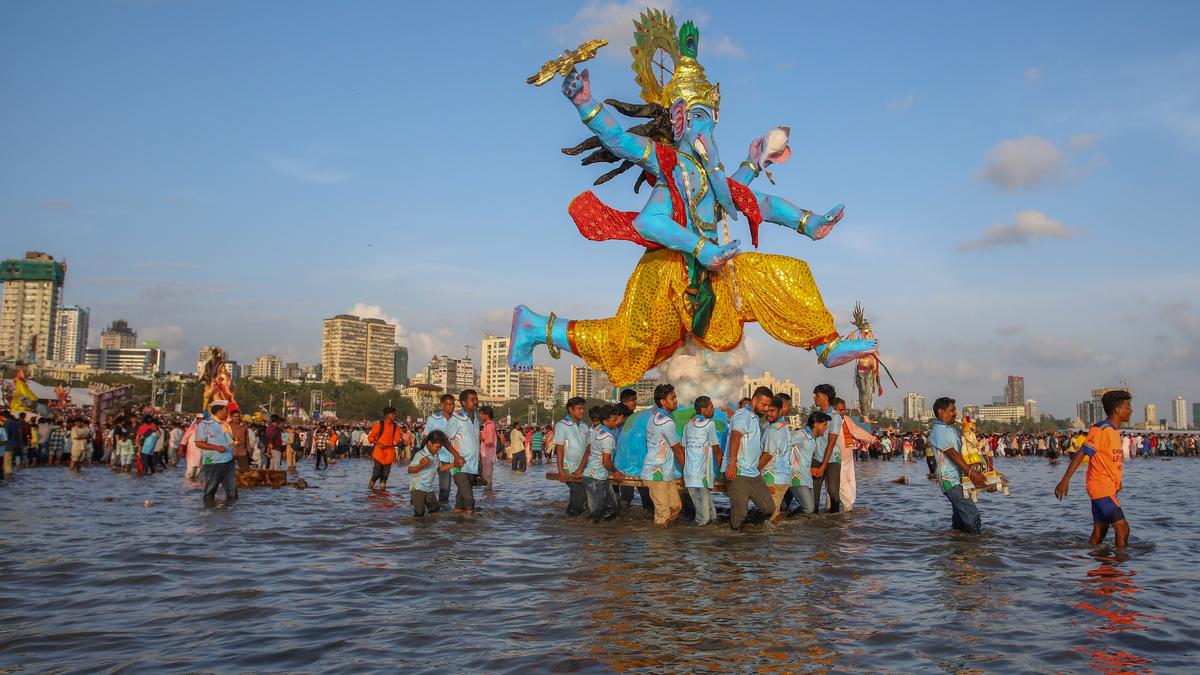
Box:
[642,383,685,528]
[555,397,588,516]
[408,430,449,517]
[367,406,401,492]
[725,386,775,530]
[1055,390,1133,548]
[195,400,237,507]
[682,396,720,526]
[447,389,481,515]
[811,384,843,513]
[424,394,457,504]
[789,412,830,516]
[929,397,988,534]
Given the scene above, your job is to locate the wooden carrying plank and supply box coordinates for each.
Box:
[546,472,728,493]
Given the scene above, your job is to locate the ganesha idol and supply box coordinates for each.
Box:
[509,11,878,386]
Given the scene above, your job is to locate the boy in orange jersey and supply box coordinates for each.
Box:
[1055,390,1133,547]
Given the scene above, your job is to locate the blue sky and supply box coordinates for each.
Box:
[2,1,1199,419]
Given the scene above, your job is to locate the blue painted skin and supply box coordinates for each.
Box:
[509,65,877,372]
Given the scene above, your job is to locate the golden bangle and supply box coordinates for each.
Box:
[692,239,707,258]
[739,161,761,175]
[582,102,603,124]
[546,311,562,359]
[798,209,813,232]
[639,142,653,163]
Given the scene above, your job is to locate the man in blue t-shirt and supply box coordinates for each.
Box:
[929,396,987,534]
[724,386,776,529]
[194,400,237,506]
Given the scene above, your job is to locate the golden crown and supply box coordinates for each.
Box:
[631,12,720,111]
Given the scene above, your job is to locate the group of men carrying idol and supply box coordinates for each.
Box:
[554,382,863,530]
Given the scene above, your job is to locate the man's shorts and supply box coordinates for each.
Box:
[1090,496,1126,524]
[370,460,392,483]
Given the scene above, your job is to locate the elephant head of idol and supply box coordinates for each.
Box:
[666,21,738,220]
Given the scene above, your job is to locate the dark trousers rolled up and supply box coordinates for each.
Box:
[453,471,476,511]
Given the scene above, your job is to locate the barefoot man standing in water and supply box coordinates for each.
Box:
[1055,390,1133,548]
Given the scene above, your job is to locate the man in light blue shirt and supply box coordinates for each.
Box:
[194,401,236,506]
[929,397,985,534]
[683,396,721,526]
[577,405,622,523]
[789,412,830,515]
[447,389,481,514]
[811,383,844,512]
[642,384,686,527]
[555,397,588,516]
[425,393,457,504]
[762,396,793,522]
[724,386,776,529]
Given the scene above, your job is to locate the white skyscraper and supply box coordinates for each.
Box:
[52,305,89,364]
[1173,396,1188,430]
[903,392,926,421]
[481,334,519,398]
[570,366,595,400]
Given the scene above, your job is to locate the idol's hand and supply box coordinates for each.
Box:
[562,65,592,106]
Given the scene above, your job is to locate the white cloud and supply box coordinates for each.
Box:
[886,94,916,112]
[956,210,1074,251]
[347,303,400,327]
[1025,66,1043,81]
[707,34,745,58]
[262,153,349,184]
[975,136,1063,190]
[975,134,1104,190]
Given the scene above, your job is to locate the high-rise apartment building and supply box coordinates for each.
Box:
[1024,399,1038,420]
[903,392,926,421]
[252,354,283,380]
[570,366,595,400]
[426,354,476,393]
[530,366,557,406]
[1077,387,1131,426]
[741,371,800,404]
[1144,403,1157,425]
[1193,403,1200,430]
[1005,375,1025,406]
[363,319,396,391]
[85,346,165,376]
[99,319,137,349]
[1173,396,1188,430]
[322,314,397,390]
[0,251,66,362]
[393,346,409,387]
[481,335,519,398]
[52,305,89,364]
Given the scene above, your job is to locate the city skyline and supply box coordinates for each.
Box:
[3,3,1199,417]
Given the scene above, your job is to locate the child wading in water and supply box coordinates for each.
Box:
[1055,390,1133,547]
[408,430,450,517]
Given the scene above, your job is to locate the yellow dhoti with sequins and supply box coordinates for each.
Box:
[568,248,838,386]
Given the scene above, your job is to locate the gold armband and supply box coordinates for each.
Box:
[581,102,603,124]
